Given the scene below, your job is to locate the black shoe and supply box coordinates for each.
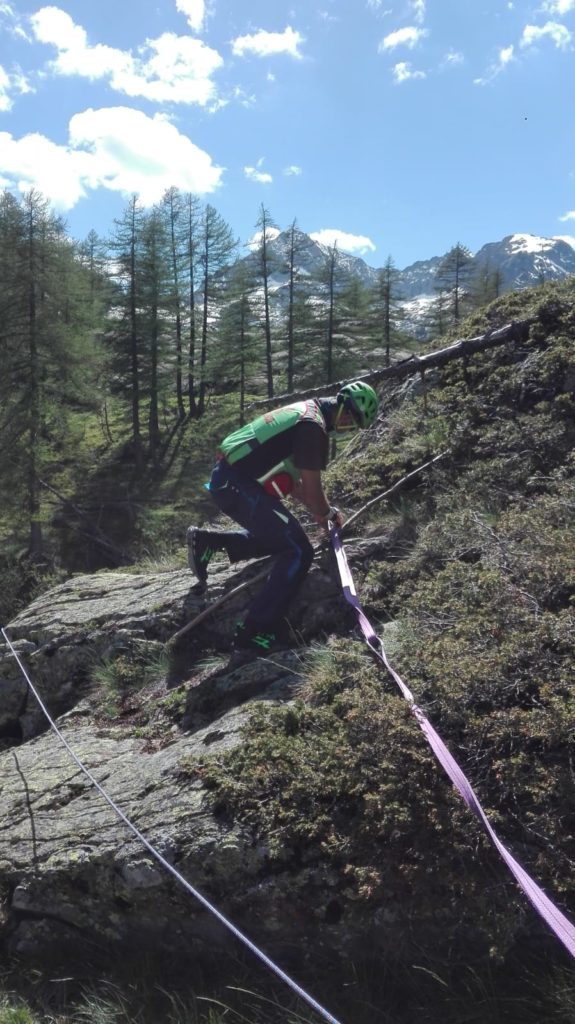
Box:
[187,527,218,585]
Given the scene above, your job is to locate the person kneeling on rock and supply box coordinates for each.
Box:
[187,381,379,659]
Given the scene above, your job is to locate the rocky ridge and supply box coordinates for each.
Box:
[0,536,387,963]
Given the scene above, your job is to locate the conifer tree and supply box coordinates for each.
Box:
[197,204,237,415]
[184,192,201,417]
[370,256,404,366]
[337,273,372,367]
[107,195,146,471]
[161,187,187,421]
[139,206,171,462]
[77,229,112,308]
[323,241,338,384]
[290,290,321,387]
[0,189,103,559]
[434,242,474,326]
[425,287,450,341]
[312,241,354,383]
[208,260,260,423]
[471,258,502,308]
[274,219,315,392]
[285,219,299,392]
[253,204,279,398]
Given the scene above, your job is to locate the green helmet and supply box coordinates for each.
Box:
[337,381,379,428]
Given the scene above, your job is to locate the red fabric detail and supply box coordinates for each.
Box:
[263,473,294,498]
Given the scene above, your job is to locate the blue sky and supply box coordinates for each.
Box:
[1,0,575,268]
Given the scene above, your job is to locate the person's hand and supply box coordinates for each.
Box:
[313,507,343,533]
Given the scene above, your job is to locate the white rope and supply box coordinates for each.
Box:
[1,627,342,1024]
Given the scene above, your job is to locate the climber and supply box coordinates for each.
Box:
[187,381,379,657]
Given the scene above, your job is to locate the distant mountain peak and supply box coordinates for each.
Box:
[234,229,575,340]
[504,233,567,255]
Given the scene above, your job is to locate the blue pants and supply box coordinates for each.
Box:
[208,458,314,630]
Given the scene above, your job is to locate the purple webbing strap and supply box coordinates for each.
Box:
[330,526,575,961]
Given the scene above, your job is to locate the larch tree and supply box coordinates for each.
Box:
[434,242,474,327]
[208,259,260,423]
[139,205,171,463]
[253,204,279,399]
[161,187,187,422]
[197,203,237,415]
[370,256,404,366]
[184,192,202,418]
[311,241,354,384]
[107,195,146,472]
[0,189,103,560]
[282,219,310,392]
[471,258,503,309]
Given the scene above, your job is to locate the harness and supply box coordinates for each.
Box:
[219,400,326,487]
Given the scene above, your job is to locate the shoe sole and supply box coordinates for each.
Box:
[187,526,208,584]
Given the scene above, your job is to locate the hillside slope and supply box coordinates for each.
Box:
[1,278,574,1023]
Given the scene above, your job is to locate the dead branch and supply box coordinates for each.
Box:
[166,566,271,646]
[341,451,448,536]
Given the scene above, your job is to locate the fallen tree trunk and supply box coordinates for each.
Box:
[249,319,532,409]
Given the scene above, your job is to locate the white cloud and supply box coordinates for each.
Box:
[246,226,281,249]
[520,21,572,49]
[378,26,426,51]
[244,165,273,184]
[474,44,514,85]
[0,2,31,40]
[231,85,256,107]
[0,64,12,111]
[231,26,303,59]
[543,0,575,14]
[0,107,223,209]
[392,61,426,83]
[30,7,223,106]
[441,49,464,67]
[175,0,205,33]
[411,0,426,24]
[0,61,33,111]
[0,130,92,207]
[318,9,339,23]
[558,210,575,221]
[243,157,272,184]
[69,107,224,202]
[132,33,223,104]
[283,165,302,176]
[309,228,376,256]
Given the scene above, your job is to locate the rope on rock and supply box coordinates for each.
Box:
[328,525,575,963]
[0,626,343,1024]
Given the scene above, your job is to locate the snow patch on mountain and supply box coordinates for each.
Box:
[507,233,559,254]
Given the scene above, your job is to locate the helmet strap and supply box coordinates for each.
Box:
[334,403,357,432]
